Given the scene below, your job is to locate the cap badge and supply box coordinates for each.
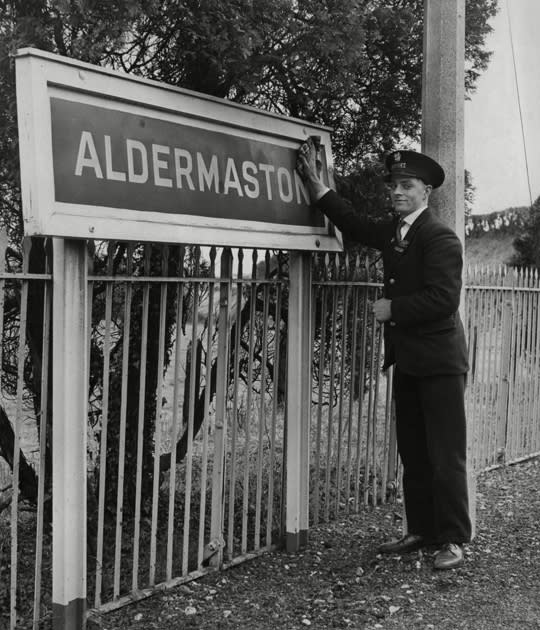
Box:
[394,152,401,162]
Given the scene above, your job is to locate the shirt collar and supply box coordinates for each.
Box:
[401,205,428,227]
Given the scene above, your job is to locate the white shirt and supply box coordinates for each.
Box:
[399,205,428,240]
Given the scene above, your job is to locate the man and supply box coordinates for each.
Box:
[297,140,471,570]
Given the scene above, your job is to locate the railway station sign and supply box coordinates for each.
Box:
[15,48,342,250]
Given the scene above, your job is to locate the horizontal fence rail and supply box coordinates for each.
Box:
[2,239,540,627]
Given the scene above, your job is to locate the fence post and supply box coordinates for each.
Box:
[209,248,232,566]
[286,251,312,551]
[52,238,88,629]
[496,270,514,461]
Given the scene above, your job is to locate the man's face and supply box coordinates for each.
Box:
[387,176,432,215]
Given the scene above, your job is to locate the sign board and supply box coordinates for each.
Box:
[15,48,342,251]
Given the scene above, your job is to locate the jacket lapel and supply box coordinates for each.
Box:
[388,208,431,260]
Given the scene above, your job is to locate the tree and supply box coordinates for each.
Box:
[509,196,540,268]
[0,0,499,518]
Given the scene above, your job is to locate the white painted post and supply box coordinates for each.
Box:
[52,238,88,629]
[286,251,312,551]
[422,0,476,535]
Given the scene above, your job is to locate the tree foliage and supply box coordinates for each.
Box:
[0,0,499,518]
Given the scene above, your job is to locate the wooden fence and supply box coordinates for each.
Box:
[1,245,540,628]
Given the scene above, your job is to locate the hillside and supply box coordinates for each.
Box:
[465,229,517,267]
[464,206,528,267]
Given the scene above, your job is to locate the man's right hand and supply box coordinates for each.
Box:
[296,137,328,203]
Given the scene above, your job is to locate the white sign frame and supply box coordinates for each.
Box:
[15,47,342,251]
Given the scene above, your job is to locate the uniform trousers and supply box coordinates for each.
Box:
[393,368,472,544]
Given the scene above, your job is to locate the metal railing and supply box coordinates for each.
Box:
[2,244,540,628]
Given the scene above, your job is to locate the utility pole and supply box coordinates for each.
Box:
[422,0,476,535]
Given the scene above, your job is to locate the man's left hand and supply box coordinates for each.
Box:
[372,298,392,323]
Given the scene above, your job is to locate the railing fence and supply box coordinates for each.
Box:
[1,243,540,628]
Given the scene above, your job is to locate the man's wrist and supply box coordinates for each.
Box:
[313,185,330,201]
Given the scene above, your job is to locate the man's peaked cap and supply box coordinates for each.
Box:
[384,150,445,189]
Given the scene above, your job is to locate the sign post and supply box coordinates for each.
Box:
[285,251,312,551]
[51,238,88,629]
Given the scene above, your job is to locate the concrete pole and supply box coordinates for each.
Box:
[422,0,465,239]
[422,0,476,536]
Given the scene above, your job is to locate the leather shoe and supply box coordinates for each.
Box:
[378,533,425,554]
[433,543,464,570]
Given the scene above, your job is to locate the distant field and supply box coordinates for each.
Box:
[465,229,517,267]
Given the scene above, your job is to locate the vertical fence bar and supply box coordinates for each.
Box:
[266,268,283,546]
[10,239,30,630]
[313,276,327,526]
[254,256,271,549]
[52,238,87,629]
[149,246,169,586]
[531,275,540,453]
[113,245,134,600]
[335,255,349,516]
[241,251,258,554]
[182,248,201,574]
[506,271,520,460]
[166,245,185,580]
[484,268,500,467]
[363,308,378,507]
[325,262,338,521]
[381,364,394,504]
[370,325,383,506]
[344,271,360,515]
[94,245,114,608]
[132,247,151,591]
[353,272,370,511]
[525,272,539,452]
[32,264,52,630]
[198,248,217,568]
[496,272,513,461]
[226,249,243,561]
[209,248,232,567]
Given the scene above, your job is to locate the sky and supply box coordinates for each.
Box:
[464,0,540,214]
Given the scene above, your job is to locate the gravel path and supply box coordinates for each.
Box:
[101,457,540,630]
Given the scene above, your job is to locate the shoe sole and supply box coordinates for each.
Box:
[433,559,463,570]
[378,541,425,554]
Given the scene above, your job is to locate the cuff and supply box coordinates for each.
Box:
[314,186,330,201]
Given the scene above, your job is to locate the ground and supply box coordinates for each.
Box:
[99,457,540,630]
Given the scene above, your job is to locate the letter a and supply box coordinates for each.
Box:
[74,131,103,178]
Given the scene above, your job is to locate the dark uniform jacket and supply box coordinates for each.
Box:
[317,190,469,376]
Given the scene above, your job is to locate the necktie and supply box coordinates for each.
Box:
[397,218,407,242]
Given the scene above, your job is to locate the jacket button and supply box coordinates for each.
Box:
[389,321,396,327]
[389,278,396,285]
